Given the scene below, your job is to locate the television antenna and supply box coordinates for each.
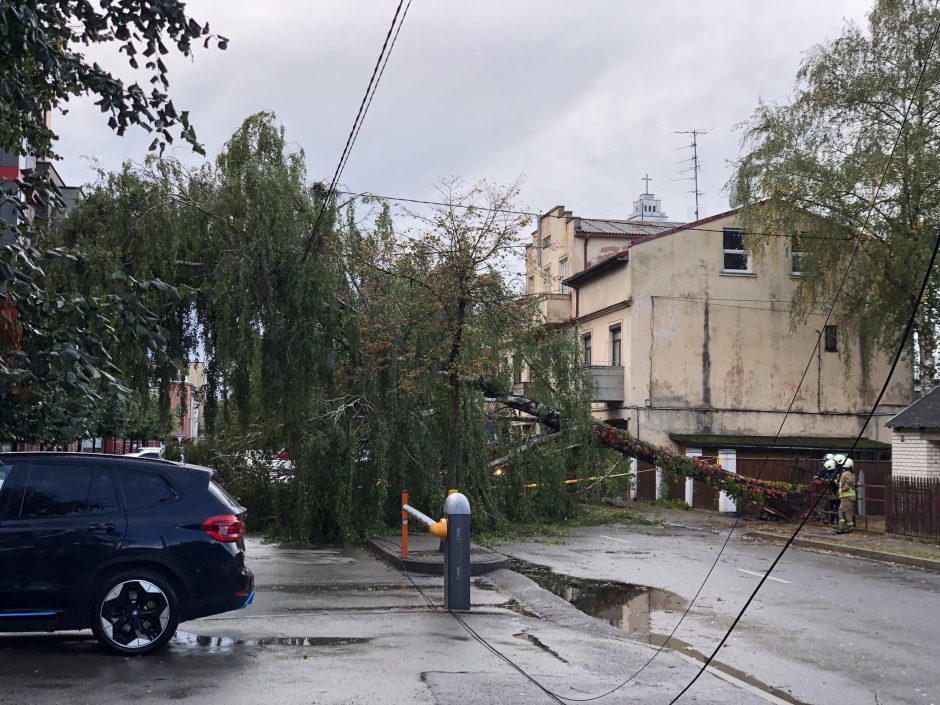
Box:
[675,128,710,220]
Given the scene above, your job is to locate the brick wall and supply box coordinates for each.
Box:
[891,430,940,479]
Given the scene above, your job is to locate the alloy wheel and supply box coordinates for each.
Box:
[99,579,170,649]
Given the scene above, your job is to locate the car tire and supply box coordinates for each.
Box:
[90,569,180,656]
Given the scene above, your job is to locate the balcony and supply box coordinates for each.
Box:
[538,293,572,327]
[585,364,624,402]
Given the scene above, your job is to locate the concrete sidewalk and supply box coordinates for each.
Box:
[626,502,940,572]
[368,534,510,575]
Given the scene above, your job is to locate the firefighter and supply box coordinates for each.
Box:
[836,457,857,533]
[821,453,839,524]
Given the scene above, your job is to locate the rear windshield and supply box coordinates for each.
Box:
[209,480,243,512]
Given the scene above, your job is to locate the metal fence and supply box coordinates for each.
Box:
[886,476,940,541]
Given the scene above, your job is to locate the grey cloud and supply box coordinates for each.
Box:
[53,0,871,224]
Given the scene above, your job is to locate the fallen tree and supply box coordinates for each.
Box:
[480,381,802,517]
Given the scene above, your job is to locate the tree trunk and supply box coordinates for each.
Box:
[445,377,461,490]
[495,389,801,516]
[445,296,468,490]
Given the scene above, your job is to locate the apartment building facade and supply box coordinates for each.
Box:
[523,195,910,504]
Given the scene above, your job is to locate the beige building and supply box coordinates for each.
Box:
[523,195,910,505]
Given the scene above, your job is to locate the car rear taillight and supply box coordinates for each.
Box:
[202,515,245,543]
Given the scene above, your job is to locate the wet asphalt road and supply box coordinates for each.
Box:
[0,537,780,705]
[499,522,940,705]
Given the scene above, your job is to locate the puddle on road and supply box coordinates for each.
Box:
[510,558,812,705]
[171,631,369,654]
[509,558,684,639]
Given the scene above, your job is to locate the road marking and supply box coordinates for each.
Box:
[600,534,633,545]
[736,568,791,584]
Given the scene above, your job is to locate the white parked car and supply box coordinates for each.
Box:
[242,450,293,483]
[124,447,165,460]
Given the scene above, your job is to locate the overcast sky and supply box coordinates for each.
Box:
[54,0,873,225]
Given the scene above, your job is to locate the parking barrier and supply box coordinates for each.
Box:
[401,490,472,612]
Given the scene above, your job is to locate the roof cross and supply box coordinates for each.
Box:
[642,173,652,194]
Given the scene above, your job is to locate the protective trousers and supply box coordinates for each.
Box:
[839,497,855,530]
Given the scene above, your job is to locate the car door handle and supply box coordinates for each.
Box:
[87,522,116,533]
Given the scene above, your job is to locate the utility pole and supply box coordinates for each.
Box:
[675,129,709,220]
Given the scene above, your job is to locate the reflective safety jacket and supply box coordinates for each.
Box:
[838,470,857,499]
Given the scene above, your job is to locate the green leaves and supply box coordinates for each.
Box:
[0,0,221,158]
[733,0,940,386]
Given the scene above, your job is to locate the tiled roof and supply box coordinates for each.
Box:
[887,386,940,430]
[576,218,686,236]
[564,208,741,288]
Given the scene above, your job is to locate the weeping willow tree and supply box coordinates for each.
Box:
[733,0,940,390]
[48,114,603,542]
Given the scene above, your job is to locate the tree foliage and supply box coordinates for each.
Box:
[1,0,223,441]
[45,114,602,542]
[733,0,940,388]
[0,0,225,158]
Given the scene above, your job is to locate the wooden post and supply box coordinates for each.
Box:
[401,490,409,559]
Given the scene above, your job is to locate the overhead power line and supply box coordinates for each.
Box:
[337,189,856,242]
[299,0,413,264]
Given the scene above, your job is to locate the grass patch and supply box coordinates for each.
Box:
[477,503,661,547]
[570,503,662,527]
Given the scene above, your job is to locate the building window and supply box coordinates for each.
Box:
[582,333,592,366]
[791,234,804,275]
[824,325,838,353]
[560,258,569,294]
[610,324,622,366]
[512,355,522,385]
[543,266,551,293]
[542,235,551,248]
[722,229,750,272]
[528,275,534,293]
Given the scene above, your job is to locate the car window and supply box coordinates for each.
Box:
[209,480,242,512]
[87,467,120,515]
[0,462,16,519]
[20,464,94,519]
[119,468,179,509]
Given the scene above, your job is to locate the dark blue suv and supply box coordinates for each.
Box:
[0,453,253,655]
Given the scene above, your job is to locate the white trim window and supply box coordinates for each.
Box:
[722,229,751,272]
[790,234,804,275]
[610,324,622,366]
[560,258,569,294]
[582,333,592,366]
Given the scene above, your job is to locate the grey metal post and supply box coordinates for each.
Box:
[443,492,471,612]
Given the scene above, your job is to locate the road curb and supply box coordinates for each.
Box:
[742,531,940,572]
[366,536,511,576]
